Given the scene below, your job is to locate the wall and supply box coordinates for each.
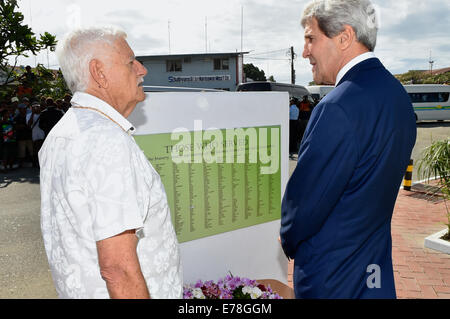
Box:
[140,55,239,91]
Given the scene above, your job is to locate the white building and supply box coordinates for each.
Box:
[137,52,248,91]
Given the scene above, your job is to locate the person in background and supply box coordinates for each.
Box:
[1,109,17,172]
[0,102,5,171]
[280,0,416,299]
[55,99,65,113]
[39,25,182,299]
[10,97,19,117]
[19,65,36,86]
[289,98,300,159]
[297,96,312,144]
[62,94,72,113]
[38,97,65,138]
[40,96,47,108]
[63,93,72,105]
[14,103,34,168]
[26,102,45,168]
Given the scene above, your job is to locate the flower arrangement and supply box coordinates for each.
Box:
[183,274,283,299]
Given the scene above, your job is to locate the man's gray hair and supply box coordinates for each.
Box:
[301,0,378,52]
[56,26,127,93]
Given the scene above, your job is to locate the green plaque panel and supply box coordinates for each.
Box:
[134,125,281,243]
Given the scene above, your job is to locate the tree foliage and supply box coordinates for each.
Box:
[395,70,450,85]
[29,64,70,99]
[243,63,267,82]
[0,0,57,87]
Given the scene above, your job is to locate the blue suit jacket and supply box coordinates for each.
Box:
[280,58,417,299]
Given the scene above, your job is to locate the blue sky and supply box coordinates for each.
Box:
[13,0,450,86]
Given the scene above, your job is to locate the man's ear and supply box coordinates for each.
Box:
[338,24,355,51]
[89,59,108,89]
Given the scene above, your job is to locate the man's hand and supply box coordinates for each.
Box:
[96,229,150,299]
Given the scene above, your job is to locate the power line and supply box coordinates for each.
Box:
[247,48,290,57]
[245,57,291,61]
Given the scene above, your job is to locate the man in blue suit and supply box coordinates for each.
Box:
[280,0,416,298]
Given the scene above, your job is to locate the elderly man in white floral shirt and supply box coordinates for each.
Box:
[38,26,183,299]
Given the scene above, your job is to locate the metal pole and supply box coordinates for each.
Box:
[241,6,244,52]
[291,46,295,84]
[168,20,171,54]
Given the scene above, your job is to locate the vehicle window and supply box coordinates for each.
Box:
[236,83,272,91]
[408,92,449,103]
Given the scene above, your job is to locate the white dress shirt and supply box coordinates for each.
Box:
[335,52,377,86]
[39,92,183,299]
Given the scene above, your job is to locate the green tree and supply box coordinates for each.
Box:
[395,70,450,85]
[268,75,276,82]
[28,64,70,100]
[243,63,267,81]
[0,0,57,89]
[418,138,450,240]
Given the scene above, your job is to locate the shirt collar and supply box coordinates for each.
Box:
[335,52,376,86]
[71,91,136,135]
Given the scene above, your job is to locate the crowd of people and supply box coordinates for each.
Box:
[0,93,70,172]
[289,95,319,159]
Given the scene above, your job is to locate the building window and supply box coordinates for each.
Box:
[167,60,182,72]
[214,58,229,70]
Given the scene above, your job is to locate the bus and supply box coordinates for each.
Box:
[404,84,450,122]
[306,85,334,101]
[236,81,310,100]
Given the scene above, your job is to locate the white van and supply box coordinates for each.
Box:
[306,85,334,101]
[404,84,450,122]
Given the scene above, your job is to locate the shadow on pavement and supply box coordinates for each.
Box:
[0,167,40,189]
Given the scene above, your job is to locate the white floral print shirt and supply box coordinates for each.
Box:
[38,92,183,299]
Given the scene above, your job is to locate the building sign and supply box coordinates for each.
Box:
[168,75,232,83]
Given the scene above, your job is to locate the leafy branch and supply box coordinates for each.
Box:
[0,0,57,86]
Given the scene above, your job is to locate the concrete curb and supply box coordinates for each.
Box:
[424,229,450,254]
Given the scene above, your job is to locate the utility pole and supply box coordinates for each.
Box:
[241,6,244,52]
[429,50,434,75]
[205,17,208,53]
[290,46,296,84]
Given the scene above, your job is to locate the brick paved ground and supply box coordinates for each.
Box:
[392,188,450,299]
[287,185,450,299]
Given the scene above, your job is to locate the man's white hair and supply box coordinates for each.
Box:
[301,0,378,52]
[56,26,127,93]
